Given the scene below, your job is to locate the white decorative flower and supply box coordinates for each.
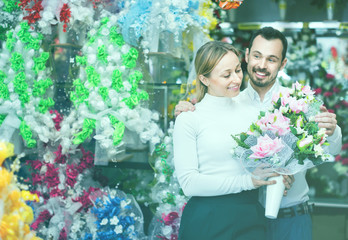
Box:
[114,224,123,234]
[110,216,119,225]
[100,218,108,225]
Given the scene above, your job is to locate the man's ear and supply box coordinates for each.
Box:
[199,75,209,87]
[280,57,287,70]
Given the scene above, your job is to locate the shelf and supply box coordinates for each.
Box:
[218,21,348,37]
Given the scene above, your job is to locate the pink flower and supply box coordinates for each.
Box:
[314,88,322,94]
[342,143,348,150]
[297,135,313,150]
[54,145,67,164]
[335,155,342,161]
[342,158,348,165]
[326,73,335,79]
[294,82,302,91]
[333,87,340,93]
[271,88,291,105]
[31,210,52,230]
[342,100,348,107]
[50,188,66,198]
[249,135,284,159]
[301,85,314,96]
[45,163,60,188]
[257,110,291,136]
[66,164,79,187]
[288,98,308,114]
[324,92,333,97]
[162,212,179,225]
[31,173,42,185]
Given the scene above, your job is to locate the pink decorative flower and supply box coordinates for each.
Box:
[288,98,308,114]
[297,135,313,150]
[301,85,314,96]
[314,88,322,94]
[326,73,335,79]
[250,135,284,159]
[333,87,340,93]
[324,91,333,97]
[162,212,179,226]
[271,88,291,105]
[257,110,291,136]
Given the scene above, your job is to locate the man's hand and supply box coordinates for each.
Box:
[174,100,195,117]
[283,175,295,196]
[315,105,337,136]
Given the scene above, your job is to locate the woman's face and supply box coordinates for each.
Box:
[202,51,243,98]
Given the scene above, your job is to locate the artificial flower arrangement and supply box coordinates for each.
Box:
[214,0,244,10]
[0,0,21,41]
[148,122,188,240]
[0,140,42,240]
[232,82,333,218]
[117,0,216,59]
[71,13,164,165]
[86,187,146,240]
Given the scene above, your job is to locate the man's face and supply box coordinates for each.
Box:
[245,35,287,89]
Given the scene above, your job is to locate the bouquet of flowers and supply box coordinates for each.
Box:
[87,187,146,240]
[232,82,333,218]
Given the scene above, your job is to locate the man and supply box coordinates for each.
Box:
[174,27,342,240]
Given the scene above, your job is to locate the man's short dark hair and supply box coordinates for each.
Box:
[248,27,288,61]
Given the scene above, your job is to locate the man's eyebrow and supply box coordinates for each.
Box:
[251,50,280,60]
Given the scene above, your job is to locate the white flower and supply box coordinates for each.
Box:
[314,144,324,157]
[162,225,173,238]
[110,216,119,225]
[114,224,123,234]
[120,199,130,208]
[100,218,108,225]
[279,106,289,114]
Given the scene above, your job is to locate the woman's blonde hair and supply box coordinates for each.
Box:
[195,41,241,102]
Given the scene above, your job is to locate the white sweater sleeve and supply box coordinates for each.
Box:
[326,124,342,156]
[173,113,255,197]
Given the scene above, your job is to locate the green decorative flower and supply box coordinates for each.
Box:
[70,79,90,105]
[122,48,138,69]
[73,118,96,145]
[10,52,24,72]
[33,52,49,74]
[19,121,36,148]
[110,26,125,46]
[86,66,100,87]
[111,69,124,91]
[32,78,53,97]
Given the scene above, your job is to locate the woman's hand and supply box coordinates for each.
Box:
[252,177,277,188]
[251,164,279,188]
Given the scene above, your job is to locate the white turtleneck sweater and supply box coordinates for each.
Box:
[173,93,256,197]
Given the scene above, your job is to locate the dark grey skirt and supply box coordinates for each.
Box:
[178,190,266,240]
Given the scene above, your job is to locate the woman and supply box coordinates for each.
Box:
[173,41,277,240]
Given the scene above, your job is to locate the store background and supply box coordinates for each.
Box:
[0,0,347,239]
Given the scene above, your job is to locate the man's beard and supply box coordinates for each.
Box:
[249,67,276,88]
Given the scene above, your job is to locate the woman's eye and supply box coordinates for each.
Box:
[224,75,230,78]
